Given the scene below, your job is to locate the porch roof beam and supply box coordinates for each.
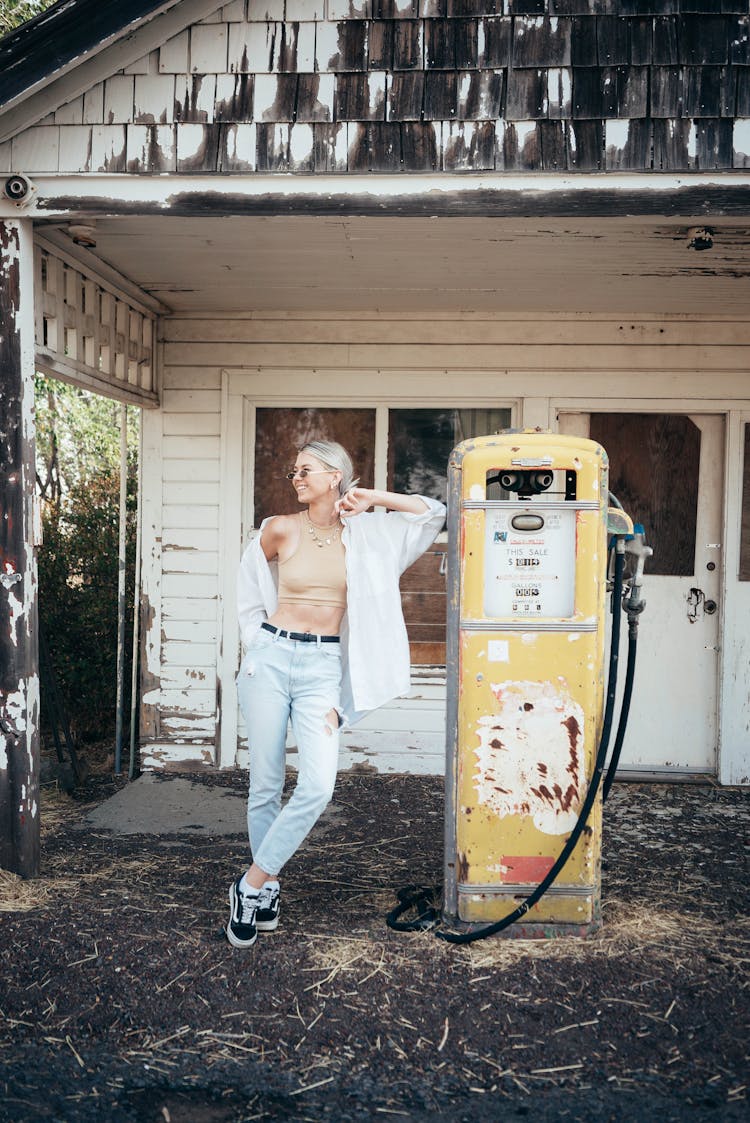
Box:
[10,173,750,222]
[36,230,171,317]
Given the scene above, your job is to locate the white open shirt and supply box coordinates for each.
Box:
[237,497,446,726]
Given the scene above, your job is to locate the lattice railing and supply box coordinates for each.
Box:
[34,242,158,406]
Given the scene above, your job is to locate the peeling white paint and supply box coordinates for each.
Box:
[515,121,537,153]
[289,122,313,166]
[473,679,585,835]
[225,122,256,168]
[548,69,571,114]
[606,119,630,152]
[176,122,204,162]
[368,72,386,117]
[734,119,750,164]
[4,688,27,732]
[687,123,698,160]
[5,171,746,222]
[469,484,484,500]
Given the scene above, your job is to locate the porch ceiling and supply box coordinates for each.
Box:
[36,214,750,317]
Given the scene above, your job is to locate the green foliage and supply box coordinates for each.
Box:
[35,374,138,500]
[36,376,139,744]
[0,0,55,37]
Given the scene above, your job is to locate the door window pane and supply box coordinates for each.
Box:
[388,408,512,664]
[254,407,375,526]
[588,413,700,578]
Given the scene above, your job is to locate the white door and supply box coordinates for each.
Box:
[559,411,723,774]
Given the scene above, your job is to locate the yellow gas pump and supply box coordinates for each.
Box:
[443,432,630,938]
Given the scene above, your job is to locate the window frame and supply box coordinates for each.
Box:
[243,398,520,535]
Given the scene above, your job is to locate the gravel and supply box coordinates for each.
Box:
[0,770,747,1122]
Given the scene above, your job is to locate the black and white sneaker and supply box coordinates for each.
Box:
[256,881,281,932]
[226,878,259,948]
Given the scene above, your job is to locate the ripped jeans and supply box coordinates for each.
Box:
[236,626,342,877]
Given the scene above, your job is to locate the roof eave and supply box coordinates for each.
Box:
[0,0,223,145]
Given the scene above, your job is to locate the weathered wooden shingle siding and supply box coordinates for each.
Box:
[3,1,750,175]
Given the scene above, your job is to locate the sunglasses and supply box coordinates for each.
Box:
[285,468,334,481]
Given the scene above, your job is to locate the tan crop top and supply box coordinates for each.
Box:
[277,513,347,608]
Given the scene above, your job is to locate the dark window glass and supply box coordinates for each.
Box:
[388,408,511,664]
[589,413,700,578]
[387,408,511,501]
[254,407,375,526]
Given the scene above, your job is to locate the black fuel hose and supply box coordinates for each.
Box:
[387,547,626,944]
[603,615,639,803]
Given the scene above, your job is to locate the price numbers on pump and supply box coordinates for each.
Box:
[483,508,576,619]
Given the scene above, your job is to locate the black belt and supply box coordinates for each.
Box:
[261,622,340,644]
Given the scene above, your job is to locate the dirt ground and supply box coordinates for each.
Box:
[0,769,747,1123]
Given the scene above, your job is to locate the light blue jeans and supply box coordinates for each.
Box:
[236,626,342,877]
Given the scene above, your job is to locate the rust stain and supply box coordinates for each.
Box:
[457,852,470,882]
[562,714,580,781]
[532,784,554,805]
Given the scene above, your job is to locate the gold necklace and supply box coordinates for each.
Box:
[304,510,340,548]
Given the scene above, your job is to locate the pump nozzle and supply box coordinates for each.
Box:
[623,523,652,616]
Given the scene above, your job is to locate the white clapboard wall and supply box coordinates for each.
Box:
[139,311,750,774]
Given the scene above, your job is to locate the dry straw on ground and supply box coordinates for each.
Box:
[0,869,79,913]
[303,900,750,980]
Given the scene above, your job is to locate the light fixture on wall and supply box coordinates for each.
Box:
[687,226,713,251]
[67,223,97,248]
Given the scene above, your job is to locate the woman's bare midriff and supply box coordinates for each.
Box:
[269,600,345,637]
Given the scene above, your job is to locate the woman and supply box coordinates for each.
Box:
[228,440,445,948]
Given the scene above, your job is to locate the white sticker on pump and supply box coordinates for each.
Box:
[487,639,509,662]
[483,507,576,618]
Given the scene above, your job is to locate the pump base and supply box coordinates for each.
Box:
[441,913,602,940]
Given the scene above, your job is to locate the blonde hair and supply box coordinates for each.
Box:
[299,441,358,497]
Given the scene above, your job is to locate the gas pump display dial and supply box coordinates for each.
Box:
[484,506,577,618]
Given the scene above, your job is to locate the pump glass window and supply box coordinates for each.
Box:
[388,408,512,664]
